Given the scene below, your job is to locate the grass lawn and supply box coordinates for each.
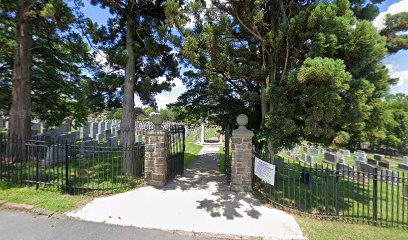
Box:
[296,215,408,240]
[219,147,225,172]
[0,182,91,213]
[184,136,203,168]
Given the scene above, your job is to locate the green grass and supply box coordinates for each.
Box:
[0,147,145,194]
[184,141,203,168]
[296,215,408,240]
[205,128,218,140]
[254,155,408,226]
[219,147,225,172]
[0,182,90,213]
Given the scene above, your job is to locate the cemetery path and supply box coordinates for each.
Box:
[68,145,305,240]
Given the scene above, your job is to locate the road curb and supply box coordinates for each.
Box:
[0,201,57,218]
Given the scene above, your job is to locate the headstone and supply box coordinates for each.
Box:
[367,158,377,166]
[89,122,98,139]
[404,184,408,200]
[96,133,104,142]
[306,155,315,165]
[342,150,351,157]
[355,150,367,160]
[80,125,90,140]
[398,156,408,171]
[379,160,390,169]
[323,152,336,165]
[107,136,118,147]
[374,154,383,162]
[310,148,320,156]
[398,163,408,171]
[403,156,408,165]
[97,122,105,135]
[337,163,354,178]
[104,129,112,140]
[380,169,399,183]
[301,153,307,162]
[43,143,66,167]
[360,163,377,176]
[59,119,72,133]
[79,140,97,157]
[336,152,345,159]
[338,158,346,164]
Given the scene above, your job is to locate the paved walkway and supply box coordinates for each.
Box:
[68,145,305,239]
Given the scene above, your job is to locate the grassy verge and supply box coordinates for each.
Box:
[296,215,408,240]
[219,147,225,172]
[184,141,203,168]
[0,182,91,213]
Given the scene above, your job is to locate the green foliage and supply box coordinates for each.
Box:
[166,0,392,152]
[0,0,93,127]
[265,57,352,150]
[381,12,408,53]
[84,0,180,110]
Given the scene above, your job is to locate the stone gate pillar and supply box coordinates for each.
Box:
[231,114,254,192]
[144,114,168,187]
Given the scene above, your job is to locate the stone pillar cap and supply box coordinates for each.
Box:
[151,113,163,130]
[233,114,254,137]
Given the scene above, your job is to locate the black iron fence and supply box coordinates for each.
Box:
[253,148,408,227]
[0,136,144,195]
[224,126,231,183]
[167,125,185,180]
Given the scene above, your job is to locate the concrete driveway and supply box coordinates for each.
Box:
[68,145,305,239]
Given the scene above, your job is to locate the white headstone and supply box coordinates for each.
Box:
[343,150,351,157]
[403,156,408,165]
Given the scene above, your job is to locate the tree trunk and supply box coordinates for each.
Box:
[6,0,33,163]
[121,18,136,176]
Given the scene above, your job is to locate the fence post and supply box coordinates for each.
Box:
[36,143,39,190]
[144,114,168,187]
[230,114,254,192]
[335,169,339,216]
[373,171,378,224]
[65,140,70,192]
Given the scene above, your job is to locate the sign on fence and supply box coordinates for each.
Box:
[254,157,275,186]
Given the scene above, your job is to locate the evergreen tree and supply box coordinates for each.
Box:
[1,0,93,161]
[88,0,178,175]
[166,0,393,154]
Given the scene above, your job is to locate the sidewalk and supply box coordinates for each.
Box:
[68,145,305,239]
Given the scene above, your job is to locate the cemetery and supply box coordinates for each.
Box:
[0,117,187,194]
[250,143,408,226]
[1,0,408,239]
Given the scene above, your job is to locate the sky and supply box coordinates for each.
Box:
[81,0,408,109]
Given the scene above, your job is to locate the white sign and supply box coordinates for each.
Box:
[254,157,276,186]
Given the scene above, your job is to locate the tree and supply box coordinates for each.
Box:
[166,0,393,154]
[89,0,179,175]
[1,0,93,162]
[381,12,408,53]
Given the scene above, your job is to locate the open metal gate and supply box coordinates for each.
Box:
[167,125,185,180]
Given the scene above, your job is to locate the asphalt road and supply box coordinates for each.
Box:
[0,210,217,240]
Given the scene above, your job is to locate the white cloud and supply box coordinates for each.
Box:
[372,0,408,31]
[390,70,408,87]
[155,78,187,110]
[386,63,408,94]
